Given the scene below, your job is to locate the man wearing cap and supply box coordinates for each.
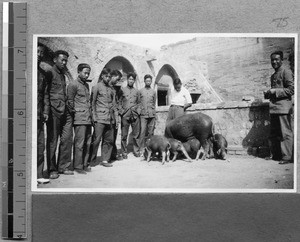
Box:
[37,43,50,184]
[166,77,192,122]
[46,50,73,179]
[67,63,93,174]
[264,50,294,164]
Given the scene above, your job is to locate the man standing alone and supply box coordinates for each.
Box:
[264,50,294,164]
[167,77,192,122]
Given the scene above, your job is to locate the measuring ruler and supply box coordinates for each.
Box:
[2,2,27,239]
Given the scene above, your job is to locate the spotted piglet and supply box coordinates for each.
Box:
[145,135,171,165]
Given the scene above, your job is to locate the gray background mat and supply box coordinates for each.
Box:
[0,0,300,241]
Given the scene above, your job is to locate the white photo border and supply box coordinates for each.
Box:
[31,33,298,193]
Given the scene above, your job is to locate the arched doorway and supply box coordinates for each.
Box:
[104,56,138,88]
[155,64,179,106]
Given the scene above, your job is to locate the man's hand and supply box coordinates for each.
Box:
[184,103,192,111]
[92,120,97,126]
[43,114,48,122]
[264,89,276,99]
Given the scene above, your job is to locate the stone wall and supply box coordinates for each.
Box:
[154,100,275,157]
[162,37,295,102]
[38,36,222,103]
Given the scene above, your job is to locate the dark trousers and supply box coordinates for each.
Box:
[90,122,114,164]
[166,105,184,122]
[73,125,92,170]
[46,111,73,173]
[269,114,293,161]
[139,117,156,150]
[121,116,140,155]
[37,120,46,178]
[111,126,119,159]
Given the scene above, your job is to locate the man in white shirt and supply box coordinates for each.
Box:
[167,77,192,122]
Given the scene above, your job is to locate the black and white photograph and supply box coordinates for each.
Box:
[32,33,297,192]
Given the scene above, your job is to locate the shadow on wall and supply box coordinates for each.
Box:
[242,100,270,157]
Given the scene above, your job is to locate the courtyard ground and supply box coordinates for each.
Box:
[37,153,294,191]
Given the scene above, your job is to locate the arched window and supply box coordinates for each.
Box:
[104,56,139,88]
[155,65,179,106]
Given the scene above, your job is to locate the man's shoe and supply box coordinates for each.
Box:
[279,160,291,165]
[59,169,74,175]
[122,154,128,159]
[110,156,117,161]
[101,161,113,167]
[133,153,141,157]
[37,178,50,184]
[49,171,59,179]
[116,155,123,161]
[265,155,281,161]
[75,169,87,174]
[84,166,92,172]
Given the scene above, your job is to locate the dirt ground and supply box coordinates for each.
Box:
[38,153,294,191]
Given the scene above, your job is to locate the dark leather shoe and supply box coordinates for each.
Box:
[49,171,59,179]
[84,166,92,172]
[101,162,113,167]
[279,160,291,165]
[116,155,123,161]
[133,153,141,157]
[75,169,87,174]
[59,169,74,175]
[265,156,281,161]
[122,154,128,159]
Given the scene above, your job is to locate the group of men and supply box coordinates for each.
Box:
[37,45,193,184]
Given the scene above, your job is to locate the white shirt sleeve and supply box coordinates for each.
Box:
[183,87,192,104]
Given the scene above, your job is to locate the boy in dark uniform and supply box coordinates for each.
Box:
[90,68,118,167]
[67,64,92,174]
[264,50,294,164]
[37,43,50,184]
[109,70,123,161]
[46,50,73,179]
[118,72,141,159]
[139,74,157,153]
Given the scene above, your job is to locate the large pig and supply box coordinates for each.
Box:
[167,138,193,162]
[145,135,170,165]
[209,133,228,160]
[165,112,213,160]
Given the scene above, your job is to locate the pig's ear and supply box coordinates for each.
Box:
[225,148,228,153]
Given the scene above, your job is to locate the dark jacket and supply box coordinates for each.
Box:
[37,67,49,120]
[46,65,67,118]
[266,66,294,114]
[139,87,156,118]
[67,77,92,125]
[91,81,117,124]
[118,86,141,120]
